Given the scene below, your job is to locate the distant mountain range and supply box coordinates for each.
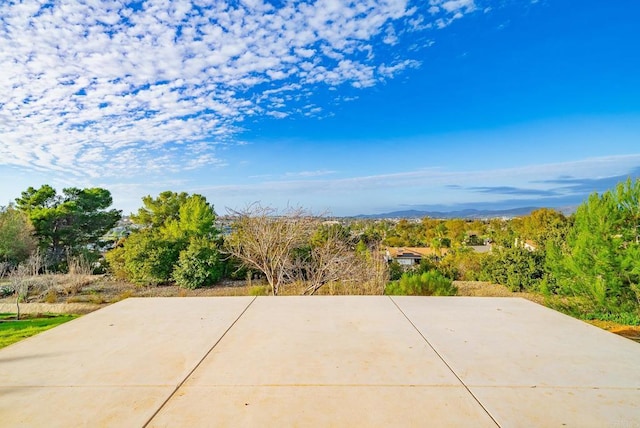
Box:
[355,206,577,219]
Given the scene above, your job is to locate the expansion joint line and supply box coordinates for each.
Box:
[388,296,501,428]
[142,296,258,427]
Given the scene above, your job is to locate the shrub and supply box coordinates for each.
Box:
[439,249,486,281]
[388,261,403,281]
[0,284,13,297]
[385,270,457,296]
[114,231,182,285]
[173,238,224,289]
[104,246,128,280]
[481,247,544,292]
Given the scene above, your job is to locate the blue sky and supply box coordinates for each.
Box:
[1,0,639,216]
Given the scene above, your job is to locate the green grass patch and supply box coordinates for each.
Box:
[0,313,78,349]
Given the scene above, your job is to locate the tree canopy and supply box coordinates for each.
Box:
[547,178,640,314]
[0,205,37,268]
[15,185,121,269]
[106,191,222,287]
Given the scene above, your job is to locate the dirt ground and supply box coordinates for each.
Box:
[1,276,639,342]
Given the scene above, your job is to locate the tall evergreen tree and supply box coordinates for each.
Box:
[548,178,640,313]
[15,185,121,270]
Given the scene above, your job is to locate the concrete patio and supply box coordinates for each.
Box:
[1,296,639,427]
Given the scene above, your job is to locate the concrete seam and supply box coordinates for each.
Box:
[142,296,258,427]
[389,296,501,428]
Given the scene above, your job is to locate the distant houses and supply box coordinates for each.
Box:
[468,244,492,254]
[514,238,538,252]
[384,247,450,266]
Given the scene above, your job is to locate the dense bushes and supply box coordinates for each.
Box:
[385,270,457,296]
[481,247,545,292]
[173,239,223,289]
[439,249,485,281]
[106,231,182,285]
[105,192,224,289]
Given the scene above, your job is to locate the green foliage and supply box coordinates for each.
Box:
[414,258,437,274]
[310,223,351,247]
[0,206,37,266]
[383,219,423,247]
[388,260,403,281]
[482,246,545,292]
[104,245,127,280]
[162,195,218,240]
[487,218,516,248]
[173,238,223,289]
[547,178,640,314]
[106,192,221,286]
[354,239,368,258]
[117,231,181,285]
[439,248,486,281]
[130,191,189,228]
[15,185,121,270]
[385,270,457,296]
[512,208,570,251]
[585,311,640,326]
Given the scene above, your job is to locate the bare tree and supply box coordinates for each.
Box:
[295,227,361,295]
[9,264,30,320]
[225,203,317,295]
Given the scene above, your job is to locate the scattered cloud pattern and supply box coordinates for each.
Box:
[0,0,478,177]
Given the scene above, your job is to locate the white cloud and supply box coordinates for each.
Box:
[284,170,337,178]
[197,154,640,200]
[383,24,399,45]
[0,0,482,177]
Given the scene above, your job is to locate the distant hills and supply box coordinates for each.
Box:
[355,206,576,219]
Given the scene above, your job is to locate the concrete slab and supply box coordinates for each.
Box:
[0,386,171,427]
[392,296,640,426]
[1,296,639,427]
[470,387,640,428]
[182,296,461,386]
[390,297,640,387]
[149,296,496,427]
[148,386,496,427]
[0,297,253,426]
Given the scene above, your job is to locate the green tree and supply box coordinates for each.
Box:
[487,218,516,248]
[0,205,37,267]
[15,185,121,270]
[513,208,570,250]
[547,178,640,314]
[106,192,223,287]
[445,218,467,248]
[130,191,189,228]
[439,247,486,281]
[482,246,545,292]
[161,194,218,240]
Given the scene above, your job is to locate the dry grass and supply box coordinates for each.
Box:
[454,281,546,305]
[454,281,514,297]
